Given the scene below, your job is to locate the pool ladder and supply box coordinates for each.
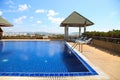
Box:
[72,43,83,52]
[72,43,78,49]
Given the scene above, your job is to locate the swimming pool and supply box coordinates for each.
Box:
[0,41,98,76]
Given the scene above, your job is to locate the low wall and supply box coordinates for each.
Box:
[92,39,120,53]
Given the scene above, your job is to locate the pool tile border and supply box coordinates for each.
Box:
[0,72,97,77]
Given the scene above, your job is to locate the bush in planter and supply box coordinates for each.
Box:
[86,30,120,44]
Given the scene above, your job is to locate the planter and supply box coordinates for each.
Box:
[92,39,120,53]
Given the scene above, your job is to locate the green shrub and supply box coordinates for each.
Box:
[86,29,120,44]
[86,29,120,38]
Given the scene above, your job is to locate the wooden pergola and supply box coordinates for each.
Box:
[0,16,13,39]
[60,11,94,40]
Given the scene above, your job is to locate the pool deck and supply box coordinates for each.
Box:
[0,39,120,80]
[69,42,120,80]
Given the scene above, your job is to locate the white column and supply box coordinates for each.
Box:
[64,26,69,40]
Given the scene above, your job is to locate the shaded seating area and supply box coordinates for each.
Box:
[60,11,94,52]
[72,36,87,42]
[72,37,92,52]
[0,16,13,39]
[60,11,94,41]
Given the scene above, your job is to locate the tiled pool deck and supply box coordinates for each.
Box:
[0,39,120,80]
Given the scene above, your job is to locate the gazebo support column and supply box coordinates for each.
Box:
[0,28,3,40]
[64,26,69,40]
[79,27,81,37]
[84,27,86,34]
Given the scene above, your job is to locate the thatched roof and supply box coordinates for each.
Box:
[0,16,13,27]
[60,11,94,27]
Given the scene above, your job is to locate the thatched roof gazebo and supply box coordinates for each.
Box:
[0,16,13,27]
[60,11,94,40]
[0,16,13,39]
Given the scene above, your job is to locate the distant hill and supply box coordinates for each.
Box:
[70,32,81,36]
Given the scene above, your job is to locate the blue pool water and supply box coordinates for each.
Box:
[0,41,98,76]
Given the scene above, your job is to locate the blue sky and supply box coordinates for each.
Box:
[0,0,120,33]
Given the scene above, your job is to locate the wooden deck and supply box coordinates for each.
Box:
[0,40,120,80]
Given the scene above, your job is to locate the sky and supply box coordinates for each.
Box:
[0,0,120,33]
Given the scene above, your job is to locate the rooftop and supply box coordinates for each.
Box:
[0,39,119,80]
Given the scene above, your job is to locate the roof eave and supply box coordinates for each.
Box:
[0,24,13,27]
[60,23,94,27]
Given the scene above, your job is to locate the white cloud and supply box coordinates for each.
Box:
[9,5,15,8]
[47,10,64,24]
[3,4,30,13]
[5,0,14,5]
[5,0,15,9]
[30,16,34,19]
[47,10,58,17]
[48,16,64,24]
[4,10,17,13]
[14,16,27,24]
[0,11,3,16]
[35,9,45,13]
[37,20,42,24]
[18,4,30,11]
